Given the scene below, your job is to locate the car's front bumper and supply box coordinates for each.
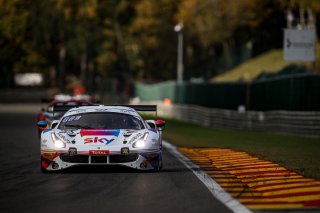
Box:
[41,150,162,171]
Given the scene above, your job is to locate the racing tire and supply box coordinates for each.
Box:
[41,166,47,173]
[152,154,163,172]
[159,152,163,171]
[158,159,163,171]
[40,157,49,173]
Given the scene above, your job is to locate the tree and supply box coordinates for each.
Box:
[0,0,319,88]
[126,0,178,81]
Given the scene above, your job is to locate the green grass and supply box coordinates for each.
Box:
[158,117,320,180]
[211,44,320,82]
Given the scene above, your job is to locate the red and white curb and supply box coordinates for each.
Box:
[163,141,252,213]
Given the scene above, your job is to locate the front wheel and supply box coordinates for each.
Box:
[40,157,49,173]
[153,153,162,172]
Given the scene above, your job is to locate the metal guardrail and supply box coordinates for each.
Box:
[137,101,320,138]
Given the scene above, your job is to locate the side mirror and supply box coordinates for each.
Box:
[37,121,47,128]
[156,120,166,131]
[51,120,59,129]
[37,121,48,132]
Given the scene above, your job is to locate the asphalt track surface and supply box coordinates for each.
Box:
[0,105,232,213]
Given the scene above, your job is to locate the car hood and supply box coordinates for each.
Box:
[54,128,147,147]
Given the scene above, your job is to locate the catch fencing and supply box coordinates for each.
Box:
[143,102,320,138]
[134,74,320,111]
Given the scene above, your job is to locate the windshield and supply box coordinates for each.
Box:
[58,112,145,130]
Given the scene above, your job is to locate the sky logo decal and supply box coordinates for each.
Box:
[84,137,115,145]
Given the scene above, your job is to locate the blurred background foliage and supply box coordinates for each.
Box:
[0,0,319,90]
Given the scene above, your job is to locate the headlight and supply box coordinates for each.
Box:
[132,132,149,148]
[51,132,66,148]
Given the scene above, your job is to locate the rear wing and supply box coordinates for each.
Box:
[53,103,94,117]
[119,105,157,112]
[53,104,157,116]
[119,105,157,117]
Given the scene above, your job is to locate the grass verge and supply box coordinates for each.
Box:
[156,117,320,180]
[211,43,320,82]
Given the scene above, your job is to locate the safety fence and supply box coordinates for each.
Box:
[134,74,320,111]
[138,101,320,138]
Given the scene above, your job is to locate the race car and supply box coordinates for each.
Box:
[37,105,165,172]
[37,97,92,137]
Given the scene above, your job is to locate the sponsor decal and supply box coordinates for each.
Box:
[121,147,130,155]
[80,129,120,137]
[58,133,70,143]
[41,151,59,160]
[95,109,109,112]
[68,147,77,155]
[58,133,66,138]
[89,150,109,155]
[84,137,115,145]
[123,130,135,137]
[129,132,142,144]
[66,130,76,137]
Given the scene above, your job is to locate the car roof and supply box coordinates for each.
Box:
[63,105,141,117]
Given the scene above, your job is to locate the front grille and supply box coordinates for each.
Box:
[60,154,89,163]
[109,154,139,163]
[59,154,139,164]
[91,156,107,163]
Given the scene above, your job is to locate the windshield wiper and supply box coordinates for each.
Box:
[65,124,95,129]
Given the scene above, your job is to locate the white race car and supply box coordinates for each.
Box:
[37,105,165,172]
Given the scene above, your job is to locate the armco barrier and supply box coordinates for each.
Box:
[138,102,320,138]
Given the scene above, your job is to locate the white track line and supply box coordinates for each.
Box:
[163,141,252,213]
